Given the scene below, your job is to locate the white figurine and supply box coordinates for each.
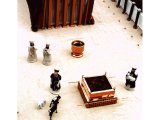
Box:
[27,41,37,63]
[42,44,52,66]
[37,99,46,109]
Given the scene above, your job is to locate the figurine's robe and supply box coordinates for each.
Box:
[50,73,61,91]
[27,46,37,63]
[126,72,138,88]
[42,48,52,65]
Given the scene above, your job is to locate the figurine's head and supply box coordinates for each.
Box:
[57,95,61,100]
[46,44,50,49]
[131,68,136,73]
[54,69,59,73]
[30,41,34,46]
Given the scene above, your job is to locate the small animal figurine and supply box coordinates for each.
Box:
[48,95,61,120]
[37,99,46,109]
[125,68,138,90]
[50,69,61,91]
[27,41,37,63]
[42,44,52,66]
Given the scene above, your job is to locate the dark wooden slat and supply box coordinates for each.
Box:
[40,0,47,28]
[71,0,77,26]
[133,8,141,29]
[86,0,94,24]
[78,0,84,25]
[122,0,128,14]
[127,2,135,21]
[116,0,121,8]
[48,0,53,27]
[56,0,60,27]
[63,0,68,26]
[83,0,90,25]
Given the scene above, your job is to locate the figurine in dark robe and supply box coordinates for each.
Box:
[48,95,61,120]
[27,41,37,63]
[125,68,138,90]
[50,69,61,91]
[42,44,52,66]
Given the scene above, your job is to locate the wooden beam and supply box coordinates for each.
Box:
[41,0,47,28]
[55,0,60,27]
[86,0,94,24]
[63,0,68,26]
[71,0,77,26]
[83,0,90,25]
[48,0,53,27]
[78,0,84,25]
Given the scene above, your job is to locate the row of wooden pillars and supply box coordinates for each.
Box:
[38,0,95,29]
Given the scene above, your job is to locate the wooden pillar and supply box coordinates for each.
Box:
[86,0,94,24]
[71,0,77,26]
[122,0,128,14]
[78,0,84,25]
[133,8,141,29]
[63,0,68,27]
[127,2,135,21]
[116,0,121,8]
[83,0,90,25]
[40,0,47,28]
[48,0,53,28]
[55,0,60,27]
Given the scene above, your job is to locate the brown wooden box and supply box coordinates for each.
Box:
[78,74,117,108]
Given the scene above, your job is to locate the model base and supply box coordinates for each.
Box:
[71,52,83,58]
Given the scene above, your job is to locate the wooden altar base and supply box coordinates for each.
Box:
[78,82,117,108]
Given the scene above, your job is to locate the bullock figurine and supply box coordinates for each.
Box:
[125,68,138,90]
[27,41,37,63]
[37,99,46,109]
[50,69,61,91]
[42,44,52,66]
[48,95,61,120]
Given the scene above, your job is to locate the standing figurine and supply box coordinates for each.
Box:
[42,44,52,66]
[125,68,138,90]
[50,69,61,91]
[48,95,61,120]
[27,41,37,63]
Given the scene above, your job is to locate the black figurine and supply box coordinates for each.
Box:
[48,95,61,120]
[125,68,138,90]
[50,69,61,91]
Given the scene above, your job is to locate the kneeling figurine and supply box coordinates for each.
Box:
[125,68,138,90]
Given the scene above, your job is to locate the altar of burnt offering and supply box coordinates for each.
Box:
[78,74,117,108]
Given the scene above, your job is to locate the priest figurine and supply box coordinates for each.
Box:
[27,41,37,63]
[42,44,52,66]
[50,69,61,91]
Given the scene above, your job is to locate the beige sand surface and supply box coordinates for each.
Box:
[18,0,142,120]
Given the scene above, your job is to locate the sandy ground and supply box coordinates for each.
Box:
[17,0,142,120]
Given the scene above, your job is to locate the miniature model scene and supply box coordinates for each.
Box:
[18,0,142,120]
